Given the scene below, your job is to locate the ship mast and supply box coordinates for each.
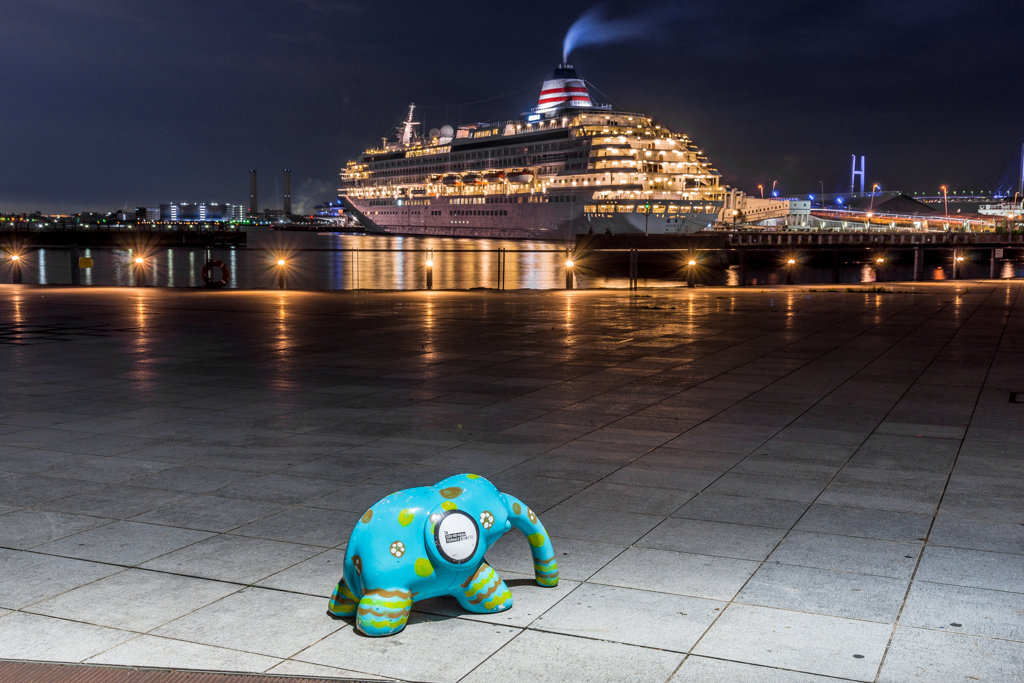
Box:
[400,104,419,147]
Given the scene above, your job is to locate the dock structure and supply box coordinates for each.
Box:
[0,222,246,248]
[574,231,1024,284]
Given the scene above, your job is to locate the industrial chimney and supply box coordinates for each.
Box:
[283,169,292,214]
[249,170,258,215]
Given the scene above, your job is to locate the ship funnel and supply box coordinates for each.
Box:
[536,64,592,113]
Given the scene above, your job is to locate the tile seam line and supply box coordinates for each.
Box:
[871,279,1022,683]
[655,282,989,683]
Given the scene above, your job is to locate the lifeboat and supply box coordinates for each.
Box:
[506,172,533,184]
[441,175,460,186]
[462,174,481,185]
[482,172,505,183]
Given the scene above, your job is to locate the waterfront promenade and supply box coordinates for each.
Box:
[1,282,1022,682]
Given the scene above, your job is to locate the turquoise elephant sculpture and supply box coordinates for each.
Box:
[327,473,558,636]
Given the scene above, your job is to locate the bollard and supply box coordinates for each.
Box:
[11,255,22,284]
[686,259,696,288]
[738,248,746,286]
[875,258,884,283]
[426,254,433,290]
[990,248,997,279]
[785,259,795,285]
[913,247,923,281]
[70,245,79,286]
[565,251,574,290]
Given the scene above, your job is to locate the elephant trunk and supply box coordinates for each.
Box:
[502,493,558,587]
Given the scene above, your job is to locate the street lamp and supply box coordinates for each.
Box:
[133,255,146,287]
[9,253,22,284]
[758,184,763,199]
[869,184,880,213]
[941,185,948,217]
[275,258,287,289]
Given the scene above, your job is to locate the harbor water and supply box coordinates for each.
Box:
[5,232,1023,290]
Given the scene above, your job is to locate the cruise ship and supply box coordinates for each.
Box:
[339,65,731,239]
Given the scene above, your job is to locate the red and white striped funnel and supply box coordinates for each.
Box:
[536,64,592,112]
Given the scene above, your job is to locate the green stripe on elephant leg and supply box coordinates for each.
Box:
[356,590,411,636]
[327,578,358,618]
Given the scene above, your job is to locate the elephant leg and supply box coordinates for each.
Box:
[456,563,513,614]
[355,588,413,637]
[327,577,358,619]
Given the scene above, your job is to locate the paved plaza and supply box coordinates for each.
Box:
[0,281,1022,682]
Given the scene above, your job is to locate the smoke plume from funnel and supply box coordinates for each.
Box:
[563,3,689,63]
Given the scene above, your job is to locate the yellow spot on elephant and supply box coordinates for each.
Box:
[361,509,373,523]
[398,509,414,526]
[527,508,538,523]
[466,474,480,479]
[441,501,457,511]
[527,533,546,548]
[512,503,521,515]
[439,487,463,499]
[414,558,434,577]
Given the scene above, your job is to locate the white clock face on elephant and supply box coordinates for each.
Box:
[434,510,479,564]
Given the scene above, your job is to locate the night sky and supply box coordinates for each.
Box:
[3,0,1022,214]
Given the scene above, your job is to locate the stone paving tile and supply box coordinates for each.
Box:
[671,656,852,681]
[34,521,214,566]
[899,580,1024,642]
[693,604,892,681]
[87,635,282,673]
[793,504,932,543]
[737,563,910,622]
[153,587,342,659]
[673,493,809,529]
[230,506,355,547]
[39,484,193,519]
[25,568,242,632]
[131,494,287,532]
[638,517,788,561]
[533,582,722,651]
[140,533,323,584]
[591,546,759,601]
[0,509,115,549]
[0,549,123,610]
[296,613,520,683]
[459,630,684,683]
[256,548,347,598]
[877,627,1024,683]
[0,611,135,661]
[915,545,1024,593]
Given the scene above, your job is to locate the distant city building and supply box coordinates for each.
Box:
[157,203,245,222]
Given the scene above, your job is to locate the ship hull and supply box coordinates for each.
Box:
[343,195,721,240]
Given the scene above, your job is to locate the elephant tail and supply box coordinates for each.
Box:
[502,493,558,587]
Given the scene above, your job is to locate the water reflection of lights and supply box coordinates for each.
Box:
[274,294,293,355]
